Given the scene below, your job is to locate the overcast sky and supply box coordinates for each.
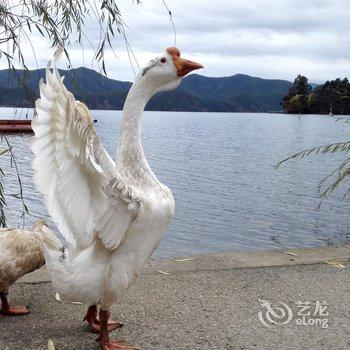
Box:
[2,0,350,82]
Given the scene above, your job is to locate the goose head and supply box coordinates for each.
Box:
[137,47,203,94]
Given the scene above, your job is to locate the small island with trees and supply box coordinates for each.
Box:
[283,74,350,114]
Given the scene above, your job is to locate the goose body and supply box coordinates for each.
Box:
[32,47,202,349]
[43,185,174,307]
[0,221,46,315]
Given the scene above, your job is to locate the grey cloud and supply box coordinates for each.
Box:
[1,0,349,83]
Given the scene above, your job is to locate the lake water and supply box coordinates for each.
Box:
[1,107,350,258]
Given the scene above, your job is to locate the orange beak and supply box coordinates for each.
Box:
[175,58,204,77]
[167,47,203,77]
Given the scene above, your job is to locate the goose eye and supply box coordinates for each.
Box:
[160,58,167,64]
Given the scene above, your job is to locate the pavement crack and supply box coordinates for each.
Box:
[18,281,51,285]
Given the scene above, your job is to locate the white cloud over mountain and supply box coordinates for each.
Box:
[1,0,349,83]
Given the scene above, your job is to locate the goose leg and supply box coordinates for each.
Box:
[97,308,139,350]
[0,292,30,316]
[84,305,122,333]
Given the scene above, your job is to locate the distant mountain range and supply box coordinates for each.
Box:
[0,67,295,112]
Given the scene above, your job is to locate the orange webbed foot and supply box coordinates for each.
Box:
[97,309,137,349]
[0,305,30,315]
[89,318,123,333]
[84,305,122,333]
[100,339,139,350]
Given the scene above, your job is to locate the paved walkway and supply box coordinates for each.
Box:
[0,245,349,350]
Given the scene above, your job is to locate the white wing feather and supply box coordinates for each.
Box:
[32,50,140,250]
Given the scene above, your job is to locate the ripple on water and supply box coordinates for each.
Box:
[1,108,350,258]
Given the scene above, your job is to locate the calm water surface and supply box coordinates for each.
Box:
[1,107,350,258]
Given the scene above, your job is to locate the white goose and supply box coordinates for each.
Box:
[32,47,202,349]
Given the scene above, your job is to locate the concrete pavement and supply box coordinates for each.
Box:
[0,244,349,350]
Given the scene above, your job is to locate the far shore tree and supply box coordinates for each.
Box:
[283,75,350,115]
[282,74,311,114]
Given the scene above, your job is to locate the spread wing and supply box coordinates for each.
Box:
[32,50,140,250]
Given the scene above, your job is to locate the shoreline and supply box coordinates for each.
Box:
[18,243,350,284]
[0,106,344,115]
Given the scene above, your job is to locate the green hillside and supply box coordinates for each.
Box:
[0,67,292,112]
